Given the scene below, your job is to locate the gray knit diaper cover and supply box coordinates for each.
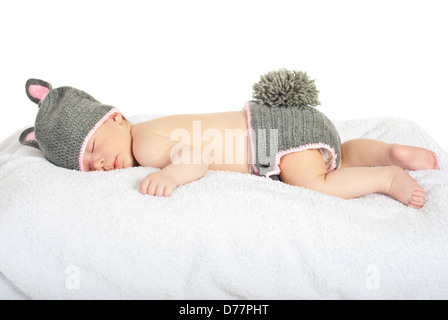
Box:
[245,101,341,180]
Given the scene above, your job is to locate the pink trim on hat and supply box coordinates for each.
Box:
[78,108,120,172]
[244,101,258,175]
[264,143,338,179]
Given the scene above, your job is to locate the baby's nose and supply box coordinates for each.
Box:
[93,157,105,171]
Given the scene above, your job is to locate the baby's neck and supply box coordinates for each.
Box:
[123,119,133,132]
[124,119,139,167]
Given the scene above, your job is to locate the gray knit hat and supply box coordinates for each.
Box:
[19,79,120,171]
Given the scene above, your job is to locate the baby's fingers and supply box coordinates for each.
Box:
[139,179,168,197]
[147,180,158,196]
[139,174,177,197]
[163,185,176,197]
[140,176,159,196]
[139,176,151,194]
[155,184,166,197]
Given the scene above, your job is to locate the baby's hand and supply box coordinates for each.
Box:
[140,171,178,197]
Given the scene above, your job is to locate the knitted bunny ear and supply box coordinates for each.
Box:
[26,79,52,105]
[19,127,40,149]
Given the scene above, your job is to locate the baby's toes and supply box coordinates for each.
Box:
[410,193,425,209]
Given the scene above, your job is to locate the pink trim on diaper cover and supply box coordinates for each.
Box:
[264,143,338,179]
[78,108,121,172]
[244,101,258,175]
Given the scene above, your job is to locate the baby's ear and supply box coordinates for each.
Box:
[110,112,125,124]
[19,127,40,150]
[26,79,52,105]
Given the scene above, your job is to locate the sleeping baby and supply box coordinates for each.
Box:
[20,70,439,209]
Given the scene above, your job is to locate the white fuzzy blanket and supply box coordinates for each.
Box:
[0,116,447,299]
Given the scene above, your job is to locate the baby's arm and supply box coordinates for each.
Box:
[139,150,208,196]
[134,131,209,196]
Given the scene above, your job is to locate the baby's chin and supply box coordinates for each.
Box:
[123,155,139,169]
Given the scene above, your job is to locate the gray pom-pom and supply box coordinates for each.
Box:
[252,69,320,108]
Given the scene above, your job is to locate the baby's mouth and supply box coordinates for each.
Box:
[114,157,120,170]
[107,157,120,171]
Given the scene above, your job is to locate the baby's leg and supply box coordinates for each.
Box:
[341,139,439,170]
[279,149,425,208]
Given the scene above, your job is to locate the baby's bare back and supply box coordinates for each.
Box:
[131,111,250,173]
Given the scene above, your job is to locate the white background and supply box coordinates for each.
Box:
[1,0,447,151]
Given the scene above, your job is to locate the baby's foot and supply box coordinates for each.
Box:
[387,167,425,209]
[390,145,439,171]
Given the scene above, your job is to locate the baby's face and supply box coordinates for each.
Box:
[82,113,136,171]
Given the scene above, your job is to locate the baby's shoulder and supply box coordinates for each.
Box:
[130,120,177,168]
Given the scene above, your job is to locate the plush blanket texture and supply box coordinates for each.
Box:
[0,115,447,299]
